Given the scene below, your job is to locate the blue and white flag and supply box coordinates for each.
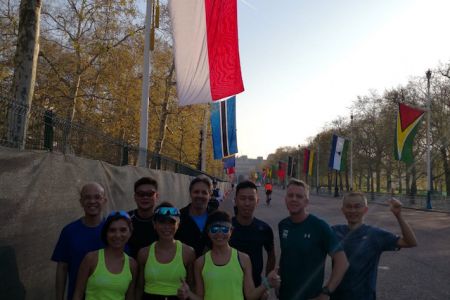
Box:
[328,134,349,171]
[210,96,238,159]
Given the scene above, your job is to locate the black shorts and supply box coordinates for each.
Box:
[142,293,180,300]
[265,190,272,195]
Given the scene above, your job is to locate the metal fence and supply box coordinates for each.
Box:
[0,96,210,178]
[314,188,450,212]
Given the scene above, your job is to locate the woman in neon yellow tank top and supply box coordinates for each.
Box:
[136,202,196,300]
[178,211,281,300]
[73,211,137,300]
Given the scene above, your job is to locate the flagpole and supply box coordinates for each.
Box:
[138,0,153,167]
[426,70,432,209]
[350,113,354,191]
[201,105,209,171]
[316,136,320,194]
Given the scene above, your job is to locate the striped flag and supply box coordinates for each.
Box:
[303,149,315,176]
[210,96,238,159]
[169,0,244,106]
[394,103,425,163]
[328,135,349,171]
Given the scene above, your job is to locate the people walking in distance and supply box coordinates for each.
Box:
[51,182,107,300]
[176,175,216,257]
[278,179,348,300]
[136,202,196,300]
[177,210,281,300]
[264,182,273,206]
[128,177,159,258]
[230,181,276,288]
[72,211,137,300]
[330,192,418,300]
[211,179,224,202]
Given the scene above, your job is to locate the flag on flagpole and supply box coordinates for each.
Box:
[303,149,315,176]
[328,135,349,171]
[222,155,236,169]
[394,103,425,163]
[210,96,238,159]
[169,0,244,106]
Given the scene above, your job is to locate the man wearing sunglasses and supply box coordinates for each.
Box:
[127,177,159,258]
[51,182,107,300]
[230,181,275,289]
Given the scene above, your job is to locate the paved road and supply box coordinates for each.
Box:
[221,186,450,300]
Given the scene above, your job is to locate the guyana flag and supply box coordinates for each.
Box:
[394,103,425,163]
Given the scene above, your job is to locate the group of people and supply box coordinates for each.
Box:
[51,175,417,300]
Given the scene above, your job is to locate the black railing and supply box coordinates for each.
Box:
[0,97,210,178]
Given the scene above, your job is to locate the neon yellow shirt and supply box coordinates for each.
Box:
[144,240,186,295]
[85,249,132,300]
[202,248,244,300]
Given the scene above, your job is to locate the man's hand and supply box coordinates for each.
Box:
[389,198,403,217]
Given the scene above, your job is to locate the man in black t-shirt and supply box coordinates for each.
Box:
[229,180,275,287]
[127,177,159,258]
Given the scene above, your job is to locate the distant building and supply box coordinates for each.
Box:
[235,155,265,183]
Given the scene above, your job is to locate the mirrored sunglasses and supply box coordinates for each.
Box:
[154,207,180,217]
[135,190,156,197]
[108,210,131,220]
[209,225,231,234]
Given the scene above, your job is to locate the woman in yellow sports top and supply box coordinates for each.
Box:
[73,211,137,300]
[178,211,281,300]
[136,202,196,300]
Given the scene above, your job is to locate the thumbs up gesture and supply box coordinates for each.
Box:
[267,267,281,289]
[177,278,190,300]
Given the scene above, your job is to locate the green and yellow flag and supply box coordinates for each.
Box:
[394,103,425,163]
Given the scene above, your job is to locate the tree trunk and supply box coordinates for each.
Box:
[411,163,417,196]
[153,61,175,155]
[405,164,411,196]
[376,165,381,193]
[440,146,450,195]
[62,74,81,153]
[7,0,41,149]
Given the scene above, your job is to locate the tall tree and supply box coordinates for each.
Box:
[7,0,41,148]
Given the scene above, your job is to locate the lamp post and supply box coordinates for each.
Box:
[350,113,354,191]
[426,70,432,209]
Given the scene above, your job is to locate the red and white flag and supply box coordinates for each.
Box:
[169,0,244,106]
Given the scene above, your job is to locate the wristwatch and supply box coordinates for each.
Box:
[321,286,332,296]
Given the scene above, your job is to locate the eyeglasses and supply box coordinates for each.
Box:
[108,210,131,220]
[154,207,180,217]
[209,225,231,234]
[135,190,156,198]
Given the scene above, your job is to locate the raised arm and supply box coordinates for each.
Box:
[389,198,418,248]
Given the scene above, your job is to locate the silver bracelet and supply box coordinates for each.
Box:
[262,276,272,289]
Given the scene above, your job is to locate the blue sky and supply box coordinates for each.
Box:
[235,0,450,158]
[139,0,450,159]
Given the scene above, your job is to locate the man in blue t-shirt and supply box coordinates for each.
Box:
[278,179,349,300]
[51,182,107,300]
[229,180,275,288]
[331,192,418,300]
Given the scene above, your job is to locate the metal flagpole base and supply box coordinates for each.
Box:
[426,191,432,209]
